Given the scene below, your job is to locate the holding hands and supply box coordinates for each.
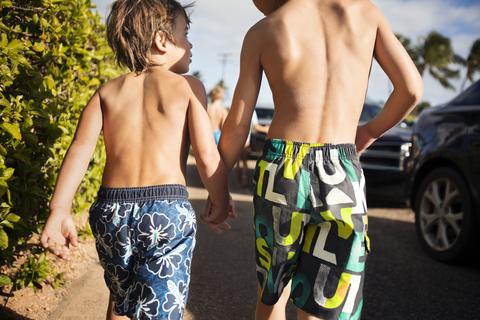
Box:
[201,194,236,234]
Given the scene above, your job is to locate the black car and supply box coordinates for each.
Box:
[249,103,412,202]
[358,102,413,201]
[250,105,274,156]
[405,79,480,263]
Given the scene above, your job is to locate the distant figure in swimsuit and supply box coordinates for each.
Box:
[211,0,424,319]
[207,85,228,145]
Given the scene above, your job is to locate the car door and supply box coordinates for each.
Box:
[468,109,480,201]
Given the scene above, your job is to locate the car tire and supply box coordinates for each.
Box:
[414,167,478,263]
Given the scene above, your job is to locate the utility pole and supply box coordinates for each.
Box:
[218,53,232,88]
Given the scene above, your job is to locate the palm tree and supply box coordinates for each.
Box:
[396,31,460,91]
[456,39,480,91]
[416,31,460,91]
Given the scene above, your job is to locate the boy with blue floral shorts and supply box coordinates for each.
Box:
[41,1,234,319]
[89,185,197,319]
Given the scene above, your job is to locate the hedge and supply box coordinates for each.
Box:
[0,0,121,290]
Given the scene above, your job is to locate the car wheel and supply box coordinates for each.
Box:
[414,167,477,263]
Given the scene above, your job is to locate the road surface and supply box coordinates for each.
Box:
[51,157,480,319]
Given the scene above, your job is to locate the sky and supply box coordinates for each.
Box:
[90,0,480,107]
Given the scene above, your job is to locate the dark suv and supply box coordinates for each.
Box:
[405,80,480,263]
[358,102,413,201]
[249,106,274,156]
[250,103,413,202]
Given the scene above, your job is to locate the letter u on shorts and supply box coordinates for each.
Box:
[253,139,370,320]
[89,184,196,320]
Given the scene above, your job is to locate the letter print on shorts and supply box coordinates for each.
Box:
[253,140,370,320]
[89,185,196,320]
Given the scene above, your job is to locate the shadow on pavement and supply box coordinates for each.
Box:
[0,306,34,320]
[363,216,480,320]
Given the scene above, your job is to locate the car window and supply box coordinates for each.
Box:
[255,108,274,120]
[449,80,480,106]
[360,103,382,121]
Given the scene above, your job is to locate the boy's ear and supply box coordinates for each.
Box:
[154,31,167,54]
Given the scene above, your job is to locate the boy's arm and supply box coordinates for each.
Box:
[185,76,232,230]
[218,27,264,172]
[40,92,103,260]
[356,8,424,152]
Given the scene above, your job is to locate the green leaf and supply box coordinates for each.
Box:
[0,1,12,8]
[40,18,51,28]
[0,274,12,285]
[13,153,31,165]
[0,33,7,47]
[43,75,55,90]
[87,78,101,87]
[0,227,8,250]
[0,21,8,32]
[6,39,24,50]
[0,144,6,156]
[5,213,21,223]
[1,220,14,229]
[9,53,31,68]
[32,41,45,52]
[1,122,22,140]
[2,167,14,179]
[0,97,10,107]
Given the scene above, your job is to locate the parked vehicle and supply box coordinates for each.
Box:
[249,103,413,202]
[358,102,413,202]
[250,105,274,155]
[405,79,480,263]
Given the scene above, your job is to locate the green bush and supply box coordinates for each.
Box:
[0,0,121,289]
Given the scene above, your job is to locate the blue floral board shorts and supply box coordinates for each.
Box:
[253,140,370,320]
[89,184,197,320]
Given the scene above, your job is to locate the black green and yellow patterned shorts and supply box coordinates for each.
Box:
[253,139,370,320]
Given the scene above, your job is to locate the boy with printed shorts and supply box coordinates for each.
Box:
[40,1,234,319]
[212,0,423,319]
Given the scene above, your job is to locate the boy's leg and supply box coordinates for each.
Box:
[107,294,129,320]
[255,283,290,320]
[297,309,324,320]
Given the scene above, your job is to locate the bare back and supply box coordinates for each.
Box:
[253,0,381,143]
[208,101,228,131]
[98,69,194,188]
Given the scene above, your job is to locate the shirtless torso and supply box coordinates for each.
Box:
[220,0,423,171]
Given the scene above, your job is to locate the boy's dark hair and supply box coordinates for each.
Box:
[106,0,192,72]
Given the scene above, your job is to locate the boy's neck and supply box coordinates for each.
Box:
[253,0,288,16]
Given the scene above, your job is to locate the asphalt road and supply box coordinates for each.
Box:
[185,158,480,320]
[55,157,480,319]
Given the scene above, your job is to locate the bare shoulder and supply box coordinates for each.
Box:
[244,14,277,46]
[179,75,208,109]
[359,0,388,26]
[181,75,207,98]
[181,75,206,93]
[96,73,128,96]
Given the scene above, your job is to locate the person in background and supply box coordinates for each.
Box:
[207,85,228,145]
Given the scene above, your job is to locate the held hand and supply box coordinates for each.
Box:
[40,211,78,261]
[355,124,377,154]
[201,194,236,235]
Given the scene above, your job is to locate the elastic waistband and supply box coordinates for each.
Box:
[263,139,358,161]
[96,184,189,203]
